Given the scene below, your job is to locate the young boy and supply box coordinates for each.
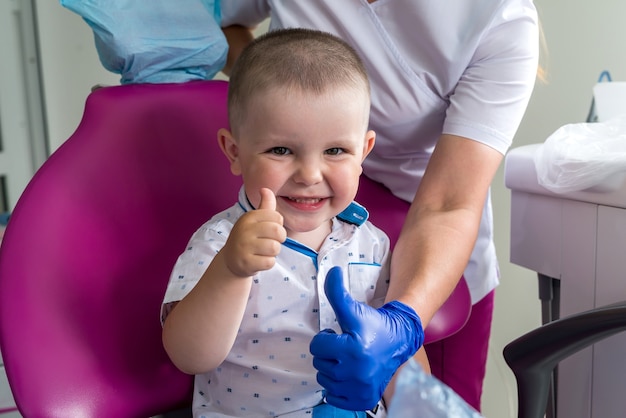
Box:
[161,28,394,417]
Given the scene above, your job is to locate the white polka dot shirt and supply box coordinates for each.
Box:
[162,187,390,417]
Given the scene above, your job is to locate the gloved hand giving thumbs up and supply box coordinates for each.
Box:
[222,187,287,278]
[310,267,424,410]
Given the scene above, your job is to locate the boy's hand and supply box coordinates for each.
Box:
[223,188,287,277]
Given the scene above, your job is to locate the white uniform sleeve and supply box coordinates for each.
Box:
[221,0,271,27]
[443,0,539,154]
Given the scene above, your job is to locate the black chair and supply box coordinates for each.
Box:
[504,300,626,418]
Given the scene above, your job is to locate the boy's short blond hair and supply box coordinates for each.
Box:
[228,28,371,132]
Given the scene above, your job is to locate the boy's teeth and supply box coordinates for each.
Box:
[290,197,321,203]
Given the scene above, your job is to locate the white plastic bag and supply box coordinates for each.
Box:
[534,115,626,193]
[387,359,484,418]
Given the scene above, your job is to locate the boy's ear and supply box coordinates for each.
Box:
[217,128,242,176]
[361,130,376,161]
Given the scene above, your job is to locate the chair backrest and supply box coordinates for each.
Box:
[0,79,470,418]
[0,80,238,417]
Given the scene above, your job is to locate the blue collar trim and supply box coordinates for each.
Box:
[336,201,369,226]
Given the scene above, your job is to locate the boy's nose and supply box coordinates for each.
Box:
[294,159,323,185]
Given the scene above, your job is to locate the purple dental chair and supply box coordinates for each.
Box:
[0,80,471,417]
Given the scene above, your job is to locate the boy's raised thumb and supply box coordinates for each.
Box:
[257,188,277,211]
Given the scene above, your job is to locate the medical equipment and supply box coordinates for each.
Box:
[504,142,626,418]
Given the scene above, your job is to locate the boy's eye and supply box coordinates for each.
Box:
[325,148,346,156]
[269,147,291,155]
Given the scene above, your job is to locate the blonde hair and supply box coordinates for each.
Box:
[227,28,370,132]
[534,11,549,84]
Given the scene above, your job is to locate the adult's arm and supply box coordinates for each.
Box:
[222,25,255,75]
[387,1,538,322]
[220,0,272,74]
[388,133,504,326]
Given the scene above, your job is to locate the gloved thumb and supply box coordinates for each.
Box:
[257,187,277,211]
[324,266,363,336]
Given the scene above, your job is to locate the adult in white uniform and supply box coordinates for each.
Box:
[221,0,539,412]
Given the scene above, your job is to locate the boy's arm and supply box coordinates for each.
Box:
[162,189,285,374]
[162,250,255,374]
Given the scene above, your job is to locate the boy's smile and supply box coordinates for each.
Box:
[282,196,328,210]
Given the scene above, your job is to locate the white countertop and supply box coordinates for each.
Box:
[504,143,626,208]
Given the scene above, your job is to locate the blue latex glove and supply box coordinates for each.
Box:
[310,267,424,410]
[312,402,367,417]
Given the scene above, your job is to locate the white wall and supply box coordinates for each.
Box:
[35,0,119,152]
[484,1,626,417]
[32,1,626,417]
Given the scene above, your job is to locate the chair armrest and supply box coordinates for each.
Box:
[503,300,626,418]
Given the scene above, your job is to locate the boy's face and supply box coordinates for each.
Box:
[219,86,375,240]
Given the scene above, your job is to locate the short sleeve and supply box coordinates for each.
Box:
[221,0,271,27]
[443,0,539,154]
[161,220,231,306]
